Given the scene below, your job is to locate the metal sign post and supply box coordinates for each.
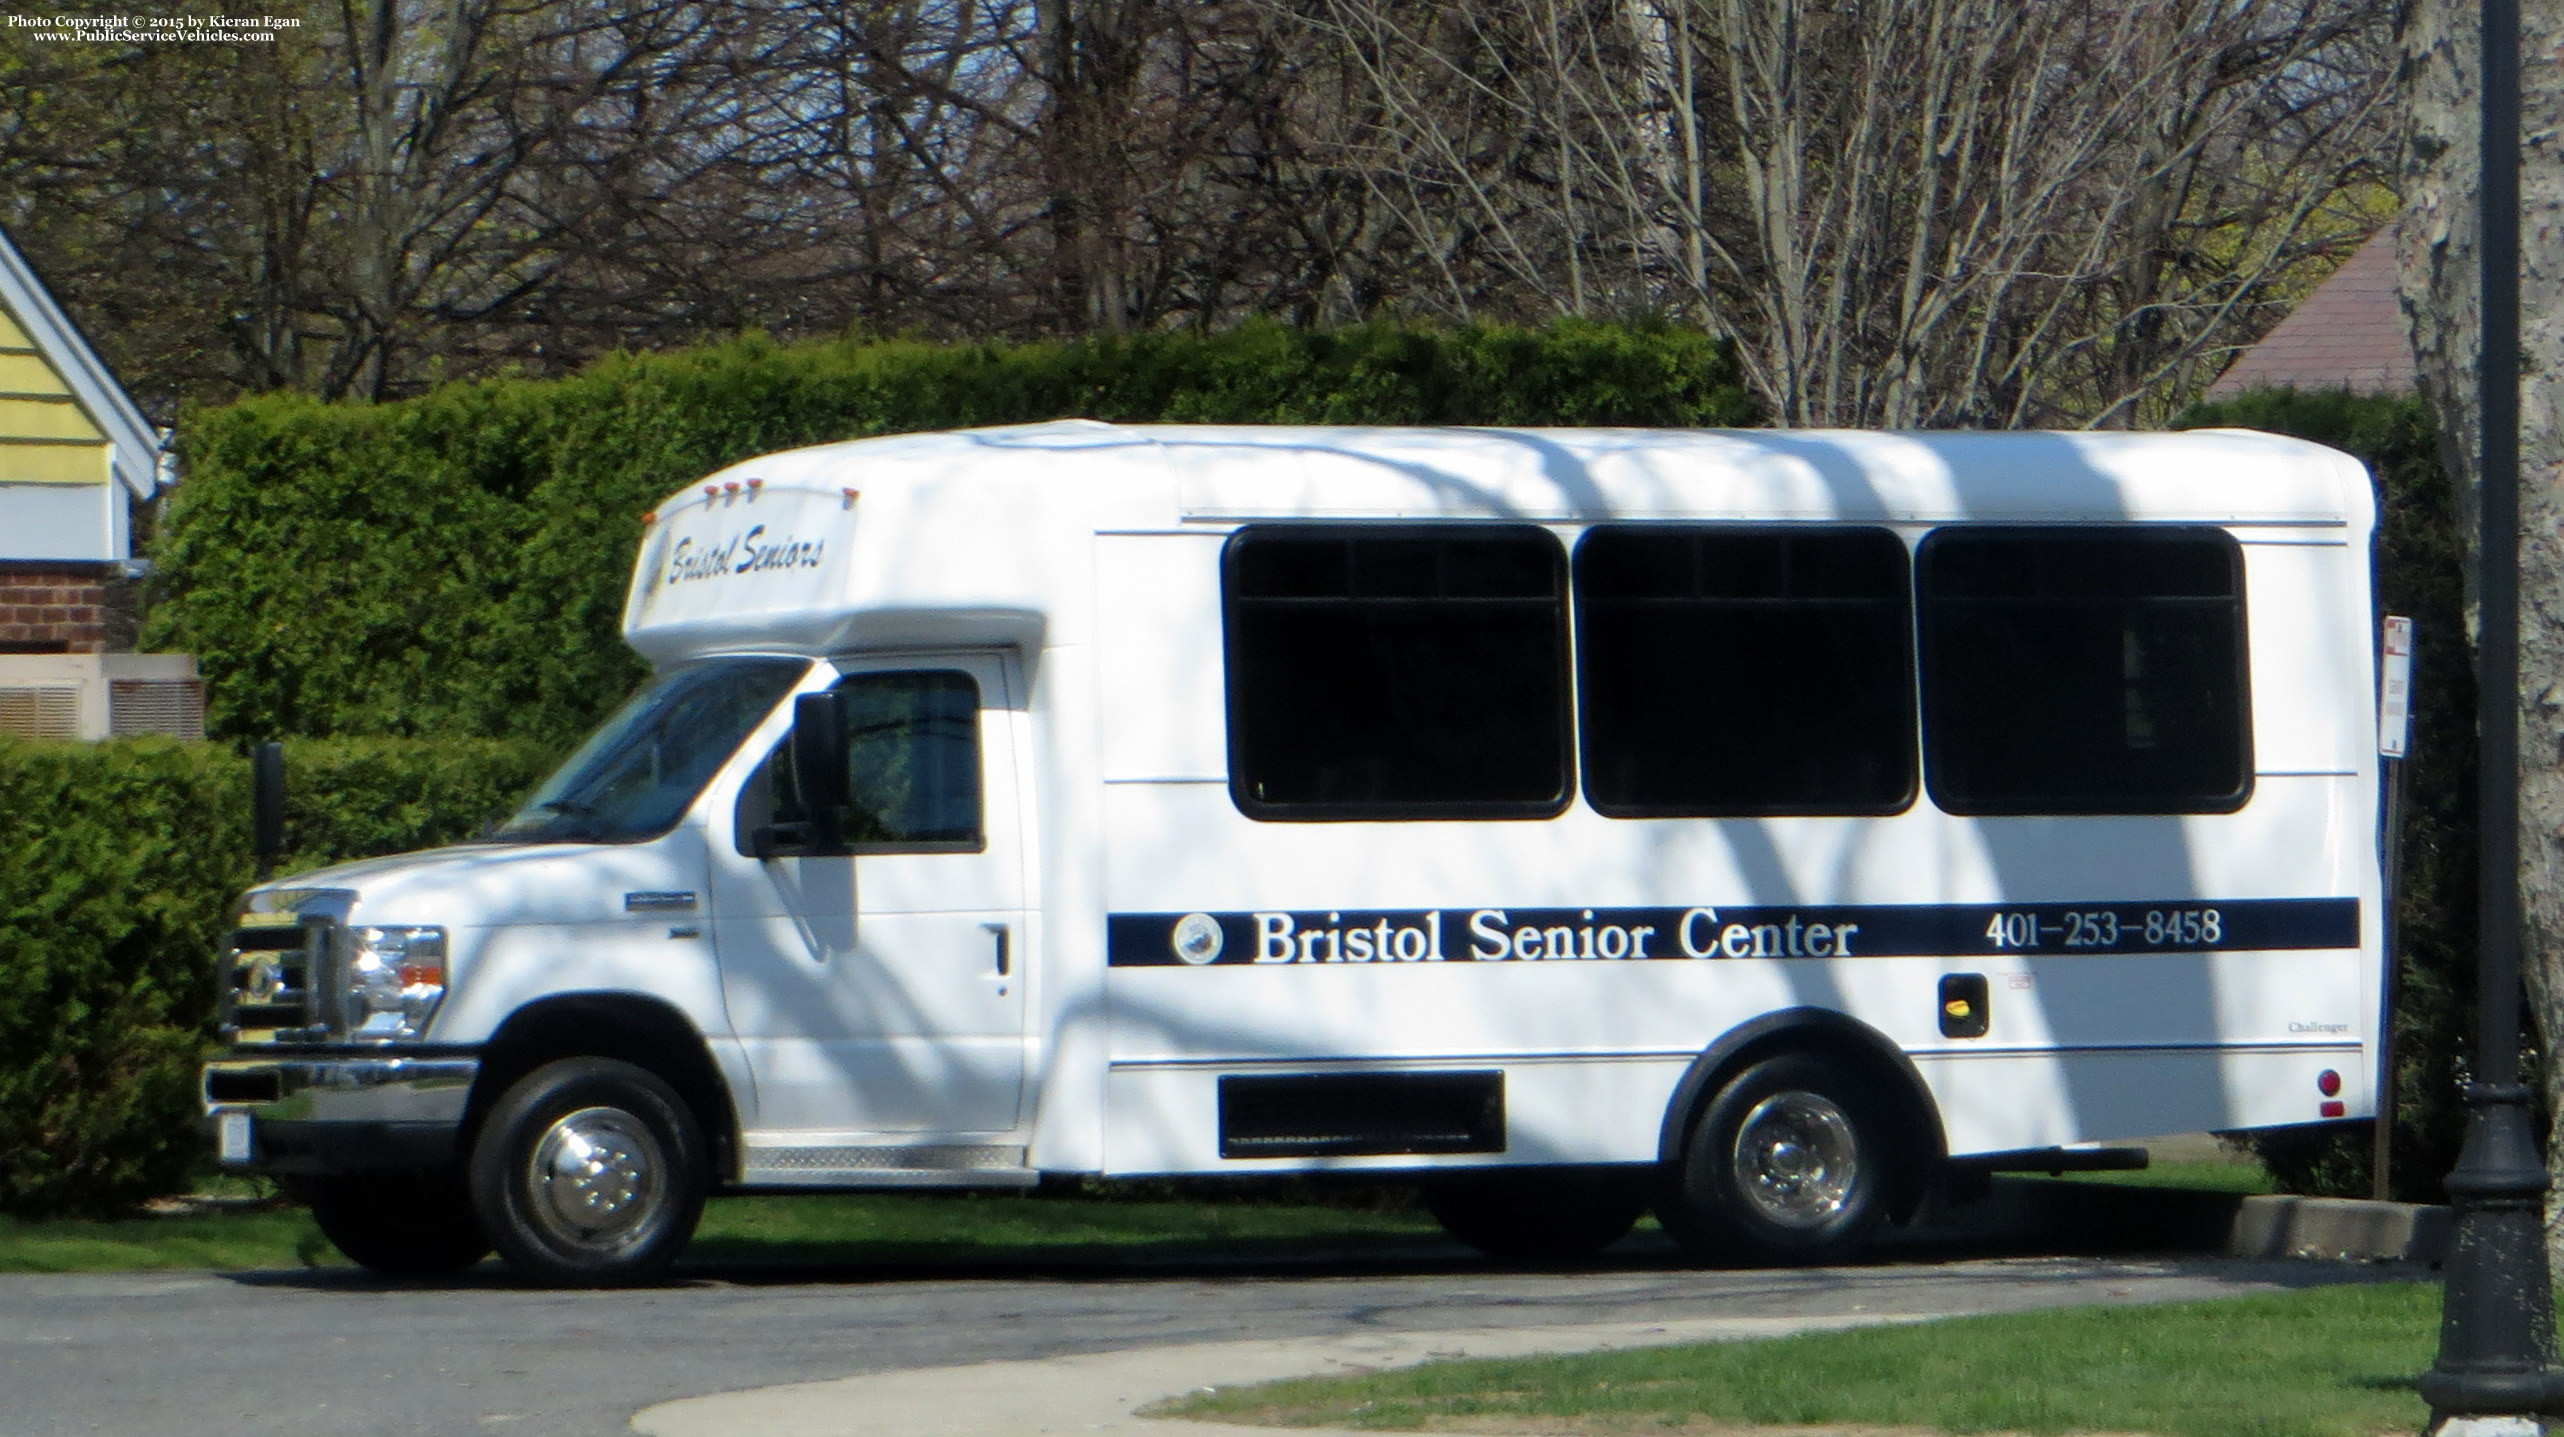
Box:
[2373,616,2413,1202]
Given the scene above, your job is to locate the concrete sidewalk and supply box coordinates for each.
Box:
[630,1312,1937,1437]
[631,1168,2449,1437]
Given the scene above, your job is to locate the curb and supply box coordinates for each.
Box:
[2229,1193,2450,1262]
[1903,1177,2448,1263]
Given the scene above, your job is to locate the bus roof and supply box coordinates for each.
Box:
[622,422,2372,662]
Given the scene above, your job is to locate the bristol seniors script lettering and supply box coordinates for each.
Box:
[666,524,827,584]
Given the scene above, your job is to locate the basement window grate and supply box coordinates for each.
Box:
[0,686,79,740]
[110,679,205,739]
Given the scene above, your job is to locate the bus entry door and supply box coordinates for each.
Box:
[712,652,1030,1137]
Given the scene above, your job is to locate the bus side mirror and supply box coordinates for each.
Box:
[790,690,850,853]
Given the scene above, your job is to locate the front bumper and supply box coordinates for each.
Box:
[201,1052,479,1174]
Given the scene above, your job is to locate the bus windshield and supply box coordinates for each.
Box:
[493,657,808,844]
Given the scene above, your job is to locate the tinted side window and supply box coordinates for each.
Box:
[1919,527,2250,814]
[1225,525,1570,819]
[1575,526,1915,816]
[735,669,984,853]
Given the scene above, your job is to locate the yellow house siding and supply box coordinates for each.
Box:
[0,441,110,485]
[0,397,102,442]
[0,302,114,483]
[0,352,75,397]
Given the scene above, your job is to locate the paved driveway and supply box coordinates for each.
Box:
[2,1242,2418,1437]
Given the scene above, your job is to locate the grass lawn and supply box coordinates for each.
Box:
[2057,1158,2278,1194]
[1164,1282,2437,1437]
[0,1203,340,1273]
[686,1190,1438,1266]
[0,1189,1441,1275]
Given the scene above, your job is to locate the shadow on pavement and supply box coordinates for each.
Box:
[211,1178,2433,1295]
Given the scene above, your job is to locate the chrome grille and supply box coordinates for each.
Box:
[220,921,328,1043]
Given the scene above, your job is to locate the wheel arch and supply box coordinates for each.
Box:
[465,992,740,1184]
[1656,1007,1947,1221]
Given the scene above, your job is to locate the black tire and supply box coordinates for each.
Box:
[1426,1170,1647,1262]
[299,1167,491,1278]
[1656,1054,1893,1266]
[468,1057,707,1287]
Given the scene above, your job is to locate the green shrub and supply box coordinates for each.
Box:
[145,322,1752,747]
[2178,387,2466,1202]
[0,735,556,1217]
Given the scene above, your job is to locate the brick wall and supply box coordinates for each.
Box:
[0,567,109,652]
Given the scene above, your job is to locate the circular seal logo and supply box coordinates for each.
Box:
[1170,913,1225,965]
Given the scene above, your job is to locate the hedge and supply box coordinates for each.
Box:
[0,736,555,1217]
[145,321,1754,748]
[2178,388,2469,1202]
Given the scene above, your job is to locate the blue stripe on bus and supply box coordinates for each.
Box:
[1107,898,2358,967]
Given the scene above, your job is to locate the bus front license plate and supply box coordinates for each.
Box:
[217,1112,252,1164]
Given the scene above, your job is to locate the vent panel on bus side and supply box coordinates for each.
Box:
[1217,1071,1505,1158]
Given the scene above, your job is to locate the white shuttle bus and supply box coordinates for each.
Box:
[202,422,2383,1285]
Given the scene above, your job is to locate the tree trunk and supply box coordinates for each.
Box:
[2400,0,2564,1263]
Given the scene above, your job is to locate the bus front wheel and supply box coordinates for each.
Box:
[468,1057,707,1287]
[1658,1055,1890,1266]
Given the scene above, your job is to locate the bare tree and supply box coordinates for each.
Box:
[1279,0,2398,427]
[0,0,2400,415]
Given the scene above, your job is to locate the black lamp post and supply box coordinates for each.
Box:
[2417,0,2564,1426]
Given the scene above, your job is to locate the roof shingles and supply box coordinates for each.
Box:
[2206,229,2416,399]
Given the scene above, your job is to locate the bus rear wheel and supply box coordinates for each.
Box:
[1426,1170,1647,1262]
[1658,1055,1891,1266]
[468,1057,707,1287]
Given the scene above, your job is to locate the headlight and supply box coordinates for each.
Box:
[344,925,447,1041]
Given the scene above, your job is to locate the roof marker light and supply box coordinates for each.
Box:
[703,485,719,500]
[724,481,741,494]
[842,488,860,507]
[640,511,656,526]
[746,478,763,492]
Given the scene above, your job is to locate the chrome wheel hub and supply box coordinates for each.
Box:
[528,1106,665,1250]
[1732,1091,1858,1228]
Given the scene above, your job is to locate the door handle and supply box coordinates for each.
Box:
[985,923,1011,976]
